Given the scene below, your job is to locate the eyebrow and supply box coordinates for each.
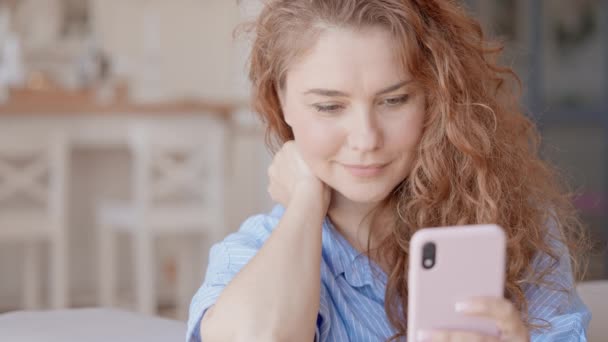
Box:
[302,80,412,97]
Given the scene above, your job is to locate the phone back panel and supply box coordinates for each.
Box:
[406,224,506,341]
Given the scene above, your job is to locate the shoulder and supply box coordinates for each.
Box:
[524,213,591,338]
[224,204,284,246]
[186,205,286,342]
[207,205,285,272]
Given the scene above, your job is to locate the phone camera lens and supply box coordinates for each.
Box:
[422,242,436,269]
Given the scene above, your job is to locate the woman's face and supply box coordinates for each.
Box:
[281,26,426,204]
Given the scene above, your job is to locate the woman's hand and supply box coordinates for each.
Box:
[267,140,330,211]
[417,297,529,342]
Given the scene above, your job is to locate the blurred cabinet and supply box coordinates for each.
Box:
[467,0,608,279]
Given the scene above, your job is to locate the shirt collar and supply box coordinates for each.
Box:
[322,216,387,289]
[270,204,387,289]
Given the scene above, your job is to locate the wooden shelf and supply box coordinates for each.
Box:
[0,88,246,119]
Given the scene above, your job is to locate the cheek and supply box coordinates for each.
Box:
[386,115,425,154]
[292,116,344,161]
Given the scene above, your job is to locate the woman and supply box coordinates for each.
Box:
[188,1,591,341]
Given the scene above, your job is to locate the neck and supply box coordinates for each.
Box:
[327,191,384,253]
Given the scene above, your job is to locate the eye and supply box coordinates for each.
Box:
[382,94,410,106]
[313,104,344,113]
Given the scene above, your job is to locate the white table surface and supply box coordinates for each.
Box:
[0,308,187,341]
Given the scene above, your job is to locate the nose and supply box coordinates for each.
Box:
[347,110,382,152]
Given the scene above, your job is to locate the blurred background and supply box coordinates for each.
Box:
[0,0,605,323]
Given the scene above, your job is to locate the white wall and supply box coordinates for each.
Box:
[91,0,248,102]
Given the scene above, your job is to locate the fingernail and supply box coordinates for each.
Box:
[416,330,433,341]
[455,301,480,313]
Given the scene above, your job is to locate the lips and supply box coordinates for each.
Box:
[341,162,387,177]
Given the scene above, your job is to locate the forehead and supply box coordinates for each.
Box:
[285,26,409,93]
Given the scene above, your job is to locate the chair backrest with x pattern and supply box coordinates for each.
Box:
[127,120,226,213]
[0,129,67,222]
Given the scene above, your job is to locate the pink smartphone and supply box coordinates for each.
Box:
[407,224,506,341]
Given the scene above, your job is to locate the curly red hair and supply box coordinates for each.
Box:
[238,0,588,339]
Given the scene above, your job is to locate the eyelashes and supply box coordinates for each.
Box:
[382,94,410,106]
[312,94,411,113]
[313,103,343,113]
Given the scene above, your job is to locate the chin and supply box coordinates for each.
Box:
[335,184,392,204]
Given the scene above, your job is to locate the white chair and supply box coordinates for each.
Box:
[0,129,69,310]
[577,280,608,342]
[96,120,226,318]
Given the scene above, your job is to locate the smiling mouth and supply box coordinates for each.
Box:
[341,163,388,177]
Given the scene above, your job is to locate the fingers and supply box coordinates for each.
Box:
[267,141,303,205]
[455,297,528,341]
[267,140,328,209]
[267,157,287,204]
[267,181,288,206]
[417,330,501,342]
[456,297,513,319]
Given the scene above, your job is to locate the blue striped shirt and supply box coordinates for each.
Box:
[187,205,590,341]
